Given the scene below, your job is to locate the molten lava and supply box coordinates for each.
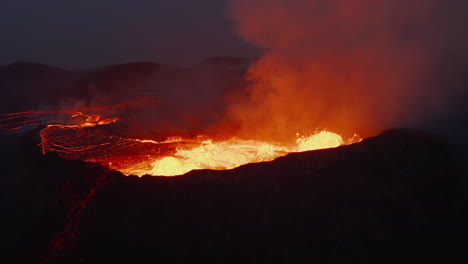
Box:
[36,112,360,176]
[132,131,349,176]
[1,99,360,176]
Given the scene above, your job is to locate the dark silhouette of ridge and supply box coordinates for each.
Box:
[78,62,162,93]
[1,129,465,263]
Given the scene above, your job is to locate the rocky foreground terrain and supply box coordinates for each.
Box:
[1,128,466,263]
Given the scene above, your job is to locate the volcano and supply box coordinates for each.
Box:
[3,0,468,262]
[1,126,466,263]
[1,60,467,263]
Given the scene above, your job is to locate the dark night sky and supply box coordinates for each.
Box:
[0,0,261,69]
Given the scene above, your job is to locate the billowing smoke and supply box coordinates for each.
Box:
[226,0,468,142]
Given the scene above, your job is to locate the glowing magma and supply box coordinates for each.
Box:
[2,109,360,177]
[114,131,353,176]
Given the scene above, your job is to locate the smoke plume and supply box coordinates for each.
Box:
[227,0,468,142]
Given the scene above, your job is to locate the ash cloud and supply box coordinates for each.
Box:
[226,0,468,142]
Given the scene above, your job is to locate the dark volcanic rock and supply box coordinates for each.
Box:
[41,129,463,263]
[1,129,465,263]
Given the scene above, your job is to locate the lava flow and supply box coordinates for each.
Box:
[35,112,360,176]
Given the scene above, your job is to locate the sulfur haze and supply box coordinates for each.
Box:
[226,0,468,142]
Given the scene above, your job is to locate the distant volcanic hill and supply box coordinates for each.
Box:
[1,128,466,263]
[0,58,251,109]
[70,61,163,98]
[0,62,78,112]
[0,58,252,137]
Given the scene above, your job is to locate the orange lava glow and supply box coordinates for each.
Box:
[125,131,357,176]
[1,98,361,176]
[36,113,361,176]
